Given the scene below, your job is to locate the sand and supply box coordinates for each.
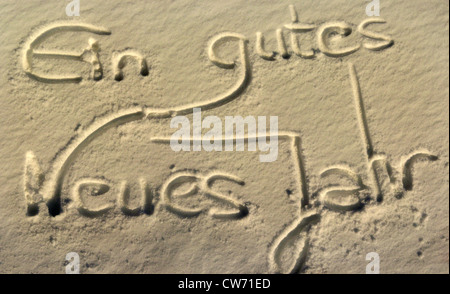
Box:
[0,0,448,274]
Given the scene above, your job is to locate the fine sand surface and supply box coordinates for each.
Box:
[0,0,448,273]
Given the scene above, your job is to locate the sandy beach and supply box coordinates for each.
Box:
[0,0,448,273]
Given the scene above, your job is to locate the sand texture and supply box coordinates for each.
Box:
[0,0,448,273]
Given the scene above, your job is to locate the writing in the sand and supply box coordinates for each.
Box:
[20,4,437,275]
[22,5,393,83]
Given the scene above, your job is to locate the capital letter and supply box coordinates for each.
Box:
[24,152,44,216]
